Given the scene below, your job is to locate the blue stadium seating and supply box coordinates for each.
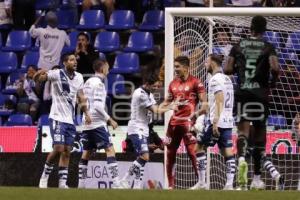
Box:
[268,115,287,129]
[110,53,140,74]
[107,74,126,95]
[94,31,120,53]
[164,0,181,7]
[0,93,16,116]
[6,114,33,126]
[3,31,31,52]
[38,114,49,127]
[99,52,107,61]
[76,10,105,30]
[124,31,154,52]
[2,70,25,94]
[106,10,135,30]
[35,0,59,10]
[0,52,18,74]
[21,51,39,71]
[286,32,300,51]
[139,10,164,31]
[263,31,282,48]
[57,9,77,30]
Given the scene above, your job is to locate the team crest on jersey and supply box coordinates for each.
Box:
[172,87,177,91]
[184,86,190,91]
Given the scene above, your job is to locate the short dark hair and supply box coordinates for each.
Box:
[77,32,90,41]
[143,73,158,85]
[250,15,267,34]
[61,53,74,63]
[209,53,223,66]
[174,56,190,67]
[92,59,107,72]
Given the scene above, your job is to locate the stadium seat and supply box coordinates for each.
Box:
[94,31,120,53]
[107,74,126,95]
[99,52,107,61]
[76,10,105,30]
[35,0,59,10]
[124,31,154,53]
[164,0,181,7]
[263,31,282,48]
[2,70,25,94]
[0,94,17,116]
[57,9,77,30]
[110,53,140,74]
[286,32,300,51]
[267,115,287,129]
[21,51,39,71]
[0,52,18,74]
[139,10,164,31]
[38,114,49,127]
[6,114,33,126]
[2,31,31,52]
[106,10,135,30]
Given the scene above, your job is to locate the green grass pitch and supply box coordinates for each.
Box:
[0,187,299,200]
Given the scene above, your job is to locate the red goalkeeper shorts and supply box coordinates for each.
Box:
[166,123,197,149]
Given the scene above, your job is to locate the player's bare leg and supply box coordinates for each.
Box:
[57,146,72,188]
[105,146,122,189]
[39,144,64,188]
[78,150,92,188]
[236,121,250,190]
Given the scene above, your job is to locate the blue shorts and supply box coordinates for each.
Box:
[81,126,113,150]
[49,118,76,146]
[198,124,233,149]
[127,134,149,155]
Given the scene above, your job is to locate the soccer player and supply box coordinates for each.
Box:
[191,54,235,190]
[34,53,91,188]
[120,73,177,189]
[224,15,284,190]
[77,59,121,189]
[162,56,207,189]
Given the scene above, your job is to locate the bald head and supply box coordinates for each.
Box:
[46,11,58,28]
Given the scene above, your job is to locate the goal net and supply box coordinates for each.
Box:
[165,7,300,190]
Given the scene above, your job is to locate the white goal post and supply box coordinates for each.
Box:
[164,7,300,189]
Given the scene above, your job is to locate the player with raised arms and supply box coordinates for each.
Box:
[34,53,91,188]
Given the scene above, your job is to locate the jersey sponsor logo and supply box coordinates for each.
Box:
[54,134,62,142]
[44,34,59,40]
[184,86,190,91]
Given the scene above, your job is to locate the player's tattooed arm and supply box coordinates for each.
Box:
[77,89,91,125]
[33,69,48,82]
[224,56,235,75]
[213,91,224,137]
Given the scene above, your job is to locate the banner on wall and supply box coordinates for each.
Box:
[85,161,164,189]
[0,127,37,152]
[41,126,299,154]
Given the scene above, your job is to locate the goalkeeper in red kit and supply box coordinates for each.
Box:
[161,56,207,189]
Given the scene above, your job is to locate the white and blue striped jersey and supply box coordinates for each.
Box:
[82,75,110,130]
[208,73,234,128]
[127,87,156,137]
[47,69,84,125]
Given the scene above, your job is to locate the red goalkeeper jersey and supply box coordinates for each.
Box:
[167,75,205,126]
